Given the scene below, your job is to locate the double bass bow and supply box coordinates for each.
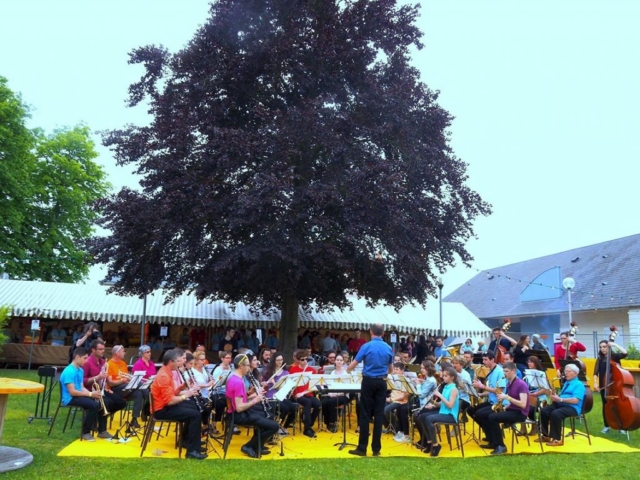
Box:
[604,326,640,431]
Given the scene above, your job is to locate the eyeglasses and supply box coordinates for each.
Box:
[299,358,308,362]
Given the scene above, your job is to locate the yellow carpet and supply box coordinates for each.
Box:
[57,416,639,460]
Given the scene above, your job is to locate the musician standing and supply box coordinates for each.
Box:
[593,339,628,434]
[484,362,530,454]
[226,354,280,458]
[346,323,393,457]
[539,364,585,446]
[151,349,206,459]
[488,327,516,354]
[553,331,586,376]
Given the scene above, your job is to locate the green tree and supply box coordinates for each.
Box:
[0,305,10,349]
[0,76,110,281]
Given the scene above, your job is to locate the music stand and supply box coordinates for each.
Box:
[115,372,147,441]
[559,359,588,382]
[472,353,485,365]
[529,349,554,370]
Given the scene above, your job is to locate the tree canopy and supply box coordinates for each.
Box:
[0,76,110,282]
[90,0,491,354]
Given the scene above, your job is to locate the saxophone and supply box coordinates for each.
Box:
[492,376,509,412]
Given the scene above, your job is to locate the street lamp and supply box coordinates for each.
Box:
[562,276,575,324]
[437,277,444,336]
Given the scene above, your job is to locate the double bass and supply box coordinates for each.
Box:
[494,319,512,365]
[604,326,640,431]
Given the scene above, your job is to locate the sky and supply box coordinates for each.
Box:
[2,0,639,299]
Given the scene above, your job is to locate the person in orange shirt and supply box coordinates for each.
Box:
[151,349,206,460]
[107,344,145,429]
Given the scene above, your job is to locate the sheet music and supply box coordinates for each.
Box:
[124,371,146,391]
[273,377,298,401]
[524,369,550,390]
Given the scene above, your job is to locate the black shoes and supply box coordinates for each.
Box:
[480,443,496,449]
[491,445,507,455]
[130,419,141,429]
[186,450,207,460]
[303,428,316,438]
[430,444,442,457]
[241,445,259,459]
[372,451,381,457]
[348,448,367,457]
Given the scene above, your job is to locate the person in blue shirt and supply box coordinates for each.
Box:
[468,351,506,442]
[539,364,585,446]
[433,336,450,359]
[346,323,393,457]
[59,347,105,441]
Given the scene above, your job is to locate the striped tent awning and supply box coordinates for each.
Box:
[0,279,490,337]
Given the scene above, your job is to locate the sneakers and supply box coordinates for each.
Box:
[81,433,95,442]
[620,430,627,435]
[393,431,405,442]
[401,434,411,444]
[601,427,610,434]
[97,431,113,439]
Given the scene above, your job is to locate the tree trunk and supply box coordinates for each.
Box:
[280,294,299,362]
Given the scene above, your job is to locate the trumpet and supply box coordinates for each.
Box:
[92,379,109,416]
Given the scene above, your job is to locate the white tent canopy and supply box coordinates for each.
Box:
[0,279,490,336]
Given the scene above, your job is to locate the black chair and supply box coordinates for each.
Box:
[47,383,86,440]
[562,406,591,445]
[222,398,261,459]
[139,392,184,458]
[434,417,465,458]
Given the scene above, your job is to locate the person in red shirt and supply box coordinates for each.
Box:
[151,349,206,460]
[348,329,367,356]
[553,331,586,375]
[190,327,207,351]
[82,339,126,438]
[289,349,321,438]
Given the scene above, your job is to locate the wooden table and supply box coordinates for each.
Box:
[0,378,44,473]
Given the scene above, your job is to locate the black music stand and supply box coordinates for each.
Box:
[559,359,588,382]
[529,349,554,370]
[472,353,485,365]
[316,384,359,451]
[114,371,146,442]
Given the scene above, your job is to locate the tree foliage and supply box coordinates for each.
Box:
[0,76,110,282]
[91,0,491,354]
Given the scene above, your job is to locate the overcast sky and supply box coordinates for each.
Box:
[2,0,638,300]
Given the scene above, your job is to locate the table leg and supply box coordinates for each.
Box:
[0,393,8,441]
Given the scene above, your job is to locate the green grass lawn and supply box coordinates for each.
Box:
[1,369,639,480]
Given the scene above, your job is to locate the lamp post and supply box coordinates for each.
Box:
[562,276,575,325]
[437,277,444,336]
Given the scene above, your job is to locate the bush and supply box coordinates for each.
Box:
[626,343,640,360]
[0,304,11,350]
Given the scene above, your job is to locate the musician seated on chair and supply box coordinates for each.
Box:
[107,344,144,429]
[60,348,107,442]
[264,352,296,433]
[383,362,410,443]
[501,351,523,379]
[539,363,585,447]
[227,354,280,459]
[321,353,349,433]
[289,349,322,438]
[484,361,530,455]
[415,366,460,457]
[82,339,126,439]
[468,351,506,440]
[151,349,207,460]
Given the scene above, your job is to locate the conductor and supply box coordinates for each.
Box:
[346,323,393,457]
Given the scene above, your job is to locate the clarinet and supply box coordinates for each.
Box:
[181,367,205,413]
[247,370,272,418]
